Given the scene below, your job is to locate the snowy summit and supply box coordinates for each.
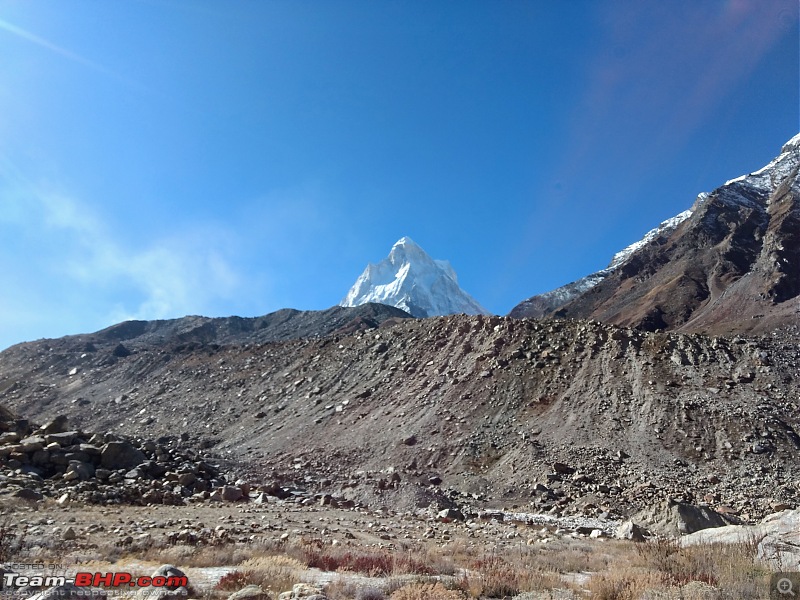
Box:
[340,237,490,318]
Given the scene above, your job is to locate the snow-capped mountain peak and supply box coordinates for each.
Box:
[340,237,490,318]
[511,132,800,330]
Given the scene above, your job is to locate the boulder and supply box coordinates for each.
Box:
[12,488,43,501]
[0,432,20,444]
[634,500,733,536]
[614,520,647,541]
[112,343,131,357]
[40,416,69,435]
[278,583,326,599]
[228,585,271,600]
[437,508,465,522]
[45,431,78,446]
[136,565,189,600]
[19,436,46,453]
[221,485,244,502]
[101,441,146,470]
[151,564,187,588]
[65,461,95,481]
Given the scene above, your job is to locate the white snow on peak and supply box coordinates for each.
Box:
[340,237,490,318]
[609,209,693,269]
[610,134,799,272]
[392,236,417,249]
[781,132,800,153]
[724,133,800,191]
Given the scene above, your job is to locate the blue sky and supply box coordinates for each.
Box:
[0,0,797,350]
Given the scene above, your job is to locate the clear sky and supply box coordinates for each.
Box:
[0,0,798,350]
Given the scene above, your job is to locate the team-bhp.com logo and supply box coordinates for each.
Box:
[4,572,188,589]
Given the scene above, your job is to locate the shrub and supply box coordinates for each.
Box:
[301,547,435,577]
[355,587,386,600]
[587,568,664,600]
[215,571,251,591]
[213,556,301,597]
[389,582,464,600]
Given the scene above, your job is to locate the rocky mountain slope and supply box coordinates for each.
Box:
[2,312,798,521]
[511,134,800,334]
[10,303,412,353]
[341,237,489,318]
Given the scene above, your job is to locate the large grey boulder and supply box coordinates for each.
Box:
[634,500,734,536]
[101,441,146,470]
[682,509,800,571]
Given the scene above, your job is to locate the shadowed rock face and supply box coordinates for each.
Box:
[511,136,800,335]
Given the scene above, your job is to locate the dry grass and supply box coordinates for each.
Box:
[583,536,771,599]
[213,554,303,597]
[454,552,562,598]
[139,540,282,567]
[529,537,630,573]
[239,555,305,572]
[324,580,387,600]
[354,587,387,600]
[633,537,770,597]
[298,546,436,577]
[389,582,464,600]
[587,568,668,600]
[31,510,768,600]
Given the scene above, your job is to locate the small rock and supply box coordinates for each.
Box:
[437,508,465,522]
[228,585,270,600]
[221,485,244,502]
[13,488,43,501]
[553,462,575,475]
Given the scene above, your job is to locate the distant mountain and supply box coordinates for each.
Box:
[511,133,800,334]
[3,303,412,353]
[341,236,490,318]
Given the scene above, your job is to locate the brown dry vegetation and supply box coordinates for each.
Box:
[107,538,777,598]
[2,500,777,599]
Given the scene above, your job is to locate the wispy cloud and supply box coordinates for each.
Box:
[0,183,248,344]
[562,0,795,178]
[0,16,148,92]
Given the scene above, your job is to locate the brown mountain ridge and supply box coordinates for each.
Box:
[511,134,800,335]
